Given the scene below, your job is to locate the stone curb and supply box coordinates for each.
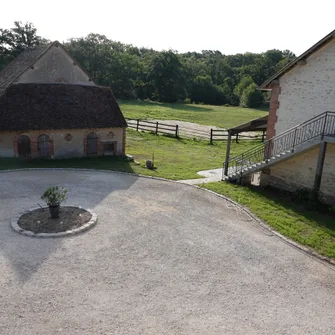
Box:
[2,168,334,267]
[11,206,98,238]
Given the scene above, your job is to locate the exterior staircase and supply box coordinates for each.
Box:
[223,111,335,181]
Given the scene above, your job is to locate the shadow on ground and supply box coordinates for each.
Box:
[0,168,138,283]
[0,156,135,173]
[119,99,212,113]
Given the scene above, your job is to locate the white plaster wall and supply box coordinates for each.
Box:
[269,147,319,190]
[52,130,84,158]
[0,128,124,158]
[0,132,14,157]
[267,144,335,203]
[16,45,94,86]
[320,143,335,199]
[98,128,124,154]
[276,39,335,134]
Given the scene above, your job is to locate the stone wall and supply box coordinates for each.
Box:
[261,143,335,204]
[0,128,125,159]
[16,43,94,86]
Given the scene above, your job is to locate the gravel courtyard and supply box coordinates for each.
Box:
[0,170,334,335]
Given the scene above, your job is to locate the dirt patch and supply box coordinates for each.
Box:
[18,206,92,233]
[149,119,260,138]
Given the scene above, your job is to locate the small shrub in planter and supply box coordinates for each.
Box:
[41,186,68,219]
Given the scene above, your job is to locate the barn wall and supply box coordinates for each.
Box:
[16,44,94,86]
[0,131,15,156]
[0,128,125,159]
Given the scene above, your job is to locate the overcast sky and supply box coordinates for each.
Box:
[2,0,334,56]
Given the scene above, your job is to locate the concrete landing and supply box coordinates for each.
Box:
[178,168,223,185]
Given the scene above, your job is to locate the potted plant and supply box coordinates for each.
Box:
[41,186,68,219]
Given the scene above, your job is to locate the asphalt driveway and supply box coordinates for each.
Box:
[0,170,334,334]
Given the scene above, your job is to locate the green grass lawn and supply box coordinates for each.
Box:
[0,130,256,180]
[202,182,335,259]
[1,129,333,259]
[119,100,267,129]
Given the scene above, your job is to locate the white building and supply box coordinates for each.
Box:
[224,29,335,204]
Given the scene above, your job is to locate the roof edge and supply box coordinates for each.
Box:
[9,42,55,86]
[57,42,96,85]
[259,29,335,90]
[5,41,95,87]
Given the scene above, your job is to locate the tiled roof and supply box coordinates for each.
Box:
[0,83,127,131]
[0,43,52,91]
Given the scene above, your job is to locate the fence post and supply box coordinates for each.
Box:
[155,122,159,135]
[210,129,213,144]
[175,124,179,138]
[235,133,239,143]
[136,119,140,132]
[262,130,266,142]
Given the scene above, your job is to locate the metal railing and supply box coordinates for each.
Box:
[223,111,335,178]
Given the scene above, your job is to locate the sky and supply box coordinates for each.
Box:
[2,0,334,56]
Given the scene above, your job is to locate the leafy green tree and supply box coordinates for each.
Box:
[234,76,254,98]
[190,75,228,105]
[0,21,47,70]
[0,21,296,106]
[66,34,140,98]
[240,83,264,108]
[146,51,186,102]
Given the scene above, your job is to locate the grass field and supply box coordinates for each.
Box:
[203,182,335,259]
[119,100,267,129]
[1,129,334,259]
[0,130,256,180]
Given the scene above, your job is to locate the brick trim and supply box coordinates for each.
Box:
[14,133,34,158]
[122,128,126,156]
[50,137,55,157]
[266,81,281,140]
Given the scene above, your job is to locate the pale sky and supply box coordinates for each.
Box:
[2,0,334,56]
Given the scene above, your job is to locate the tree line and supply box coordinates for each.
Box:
[0,22,296,107]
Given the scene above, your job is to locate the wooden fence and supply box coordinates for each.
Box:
[210,129,266,144]
[126,119,179,138]
[126,118,266,143]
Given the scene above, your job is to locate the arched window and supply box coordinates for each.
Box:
[38,134,51,158]
[17,135,31,157]
[86,132,98,155]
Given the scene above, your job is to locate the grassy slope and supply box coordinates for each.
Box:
[1,98,333,259]
[0,130,256,180]
[119,100,267,129]
[202,182,335,259]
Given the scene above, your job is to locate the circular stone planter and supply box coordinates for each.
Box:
[11,206,98,238]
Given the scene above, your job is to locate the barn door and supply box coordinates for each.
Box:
[86,132,98,155]
[38,134,51,157]
[17,135,31,157]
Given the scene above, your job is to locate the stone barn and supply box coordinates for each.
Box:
[0,41,127,159]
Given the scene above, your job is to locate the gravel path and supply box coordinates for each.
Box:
[149,119,260,138]
[0,170,334,335]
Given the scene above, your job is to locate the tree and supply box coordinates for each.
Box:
[0,21,47,70]
[146,51,186,102]
[0,21,296,106]
[234,76,254,98]
[66,34,140,98]
[240,83,264,108]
